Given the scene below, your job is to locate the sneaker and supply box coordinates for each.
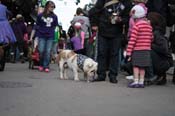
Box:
[38,66,43,71]
[109,78,118,84]
[128,82,139,88]
[44,68,50,72]
[126,75,134,80]
[138,84,145,88]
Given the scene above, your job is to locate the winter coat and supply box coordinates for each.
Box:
[88,0,132,38]
[151,29,173,75]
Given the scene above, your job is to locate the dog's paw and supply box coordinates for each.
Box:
[64,76,68,80]
[60,77,64,80]
[74,78,80,81]
[87,80,90,83]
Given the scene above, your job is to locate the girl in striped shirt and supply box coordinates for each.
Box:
[126,5,153,88]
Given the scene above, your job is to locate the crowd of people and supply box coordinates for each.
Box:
[0,0,175,88]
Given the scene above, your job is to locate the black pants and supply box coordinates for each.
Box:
[97,35,121,80]
[151,51,171,76]
[10,41,25,61]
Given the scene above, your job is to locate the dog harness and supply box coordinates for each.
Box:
[77,54,88,71]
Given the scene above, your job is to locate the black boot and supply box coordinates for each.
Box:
[0,46,7,71]
[173,76,175,85]
[109,78,118,84]
[20,54,25,63]
[91,78,105,82]
[91,76,106,82]
[173,68,175,85]
[10,53,16,63]
[0,57,5,71]
[156,74,167,85]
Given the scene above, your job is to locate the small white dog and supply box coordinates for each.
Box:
[56,50,98,82]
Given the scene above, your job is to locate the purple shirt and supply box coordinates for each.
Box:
[71,36,82,51]
[36,13,58,38]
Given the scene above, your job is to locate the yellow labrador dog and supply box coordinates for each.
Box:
[56,50,98,82]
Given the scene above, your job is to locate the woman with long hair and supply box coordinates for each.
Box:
[36,1,58,72]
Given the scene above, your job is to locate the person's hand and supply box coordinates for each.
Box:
[125,55,131,62]
[127,56,131,61]
[116,16,122,22]
[28,39,32,44]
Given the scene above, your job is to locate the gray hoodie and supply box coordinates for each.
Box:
[71,15,91,38]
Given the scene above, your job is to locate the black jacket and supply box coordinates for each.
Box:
[151,29,173,75]
[152,29,169,56]
[146,0,168,21]
[88,0,132,38]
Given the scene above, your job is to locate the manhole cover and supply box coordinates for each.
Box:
[0,81,32,88]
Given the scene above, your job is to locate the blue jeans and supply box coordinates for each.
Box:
[52,42,58,56]
[38,38,53,68]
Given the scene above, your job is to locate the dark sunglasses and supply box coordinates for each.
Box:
[50,5,55,8]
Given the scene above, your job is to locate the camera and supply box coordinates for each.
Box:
[110,12,118,24]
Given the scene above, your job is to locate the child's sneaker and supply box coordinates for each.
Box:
[138,84,145,88]
[128,82,139,88]
[44,68,50,73]
[38,66,43,71]
[126,75,134,80]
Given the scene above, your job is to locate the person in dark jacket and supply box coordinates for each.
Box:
[11,14,28,63]
[167,0,175,84]
[88,0,132,83]
[148,12,174,85]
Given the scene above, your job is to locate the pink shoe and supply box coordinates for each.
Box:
[38,66,43,71]
[44,68,50,72]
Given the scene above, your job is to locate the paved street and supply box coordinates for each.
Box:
[0,63,175,116]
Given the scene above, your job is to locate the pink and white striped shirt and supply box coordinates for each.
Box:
[126,19,153,56]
